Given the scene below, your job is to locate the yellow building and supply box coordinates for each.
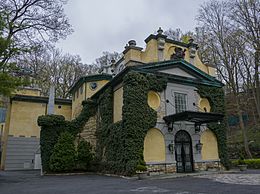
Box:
[74,28,225,173]
[0,88,72,170]
[0,74,112,170]
[2,28,227,173]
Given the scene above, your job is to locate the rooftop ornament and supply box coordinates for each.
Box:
[157,27,163,35]
[170,47,186,60]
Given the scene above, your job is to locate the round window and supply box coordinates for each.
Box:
[89,82,98,90]
[147,91,160,110]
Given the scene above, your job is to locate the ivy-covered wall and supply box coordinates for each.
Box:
[96,71,167,175]
[38,99,96,173]
[198,86,230,169]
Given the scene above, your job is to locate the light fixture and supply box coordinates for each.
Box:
[195,123,201,133]
[168,141,174,154]
[167,121,174,132]
[196,140,203,153]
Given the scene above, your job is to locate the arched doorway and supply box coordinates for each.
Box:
[175,130,194,173]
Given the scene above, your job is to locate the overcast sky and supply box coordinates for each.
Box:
[57,0,207,64]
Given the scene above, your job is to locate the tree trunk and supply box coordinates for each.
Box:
[254,48,260,123]
[235,96,252,158]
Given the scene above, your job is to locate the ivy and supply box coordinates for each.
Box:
[96,71,167,175]
[38,99,97,173]
[95,86,114,161]
[198,86,230,169]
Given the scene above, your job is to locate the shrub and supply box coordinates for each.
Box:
[76,139,93,170]
[49,132,76,172]
[136,164,147,172]
[232,159,260,169]
[238,153,246,165]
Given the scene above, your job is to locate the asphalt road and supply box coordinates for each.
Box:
[0,170,259,194]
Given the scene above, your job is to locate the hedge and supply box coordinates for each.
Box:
[232,159,260,169]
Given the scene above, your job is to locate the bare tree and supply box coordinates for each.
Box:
[19,46,96,98]
[0,0,72,95]
[164,28,183,41]
[197,0,253,158]
[93,51,122,69]
[230,0,260,121]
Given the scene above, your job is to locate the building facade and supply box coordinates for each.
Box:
[1,28,227,173]
[68,28,226,173]
[0,88,72,170]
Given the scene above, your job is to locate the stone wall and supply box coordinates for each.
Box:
[146,163,176,175]
[194,161,224,171]
[146,161,224,174]
[80,115,97,148]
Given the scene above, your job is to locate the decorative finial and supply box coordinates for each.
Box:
[128,40,136,46]
[157,27,163,35]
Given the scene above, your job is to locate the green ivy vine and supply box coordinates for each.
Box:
[96,71,167,175]
[38,99,97,173]
[198,86,230,169]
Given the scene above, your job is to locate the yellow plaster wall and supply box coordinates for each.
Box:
[54,104,72,121]
[141,39,158,63]
[15,88,41,96]
[147,91,160,110]
[72,80,109,119]
[199,98,211,112]
[124,49,142,64]
[201,129,219,160]
[8,101,46,138]
[72,83,86,118]
[113,87,123,123]
[144,128,165,163]
[123,37,214,76]
[86,80,109,98]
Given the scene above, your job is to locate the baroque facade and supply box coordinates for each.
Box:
[1,28,227,173]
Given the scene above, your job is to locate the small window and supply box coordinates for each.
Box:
[174,92,187,113]
[76,89,79,98]
[73,94,75,101]
[80,85,83,94]
[58,105,62,109]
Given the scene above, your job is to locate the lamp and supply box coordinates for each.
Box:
[165,99,175,132]
[196,140,203,153]
[195,123,201,133]
[168,141,174,154]
[167,121,174,132]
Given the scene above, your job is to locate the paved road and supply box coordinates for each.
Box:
[0,170,259,194]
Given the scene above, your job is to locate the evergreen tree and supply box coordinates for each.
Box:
[49,132,76,172]
[77,139,93,170]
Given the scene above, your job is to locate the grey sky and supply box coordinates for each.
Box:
[57,0,207,64]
